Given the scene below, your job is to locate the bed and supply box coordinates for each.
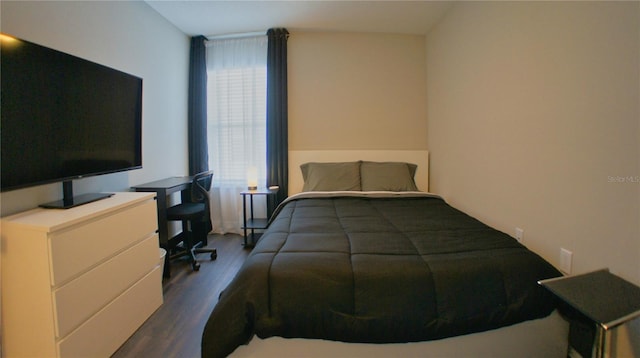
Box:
[201,156,569,357]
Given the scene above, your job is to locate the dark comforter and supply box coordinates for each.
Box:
[202,192,561,357]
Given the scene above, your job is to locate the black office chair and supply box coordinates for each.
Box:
[166,170,217,271]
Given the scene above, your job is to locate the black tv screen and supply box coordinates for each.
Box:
[1,34,142,201]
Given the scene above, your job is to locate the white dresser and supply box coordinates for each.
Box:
[1,192,163,357]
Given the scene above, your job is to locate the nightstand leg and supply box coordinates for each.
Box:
[242,194,248,246]
[592,325,607,358]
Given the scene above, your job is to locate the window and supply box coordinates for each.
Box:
[205,35,268,233]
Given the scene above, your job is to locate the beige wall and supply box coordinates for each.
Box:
[427,2,639,353]
[0,1,190,216]
[289,31,427,151]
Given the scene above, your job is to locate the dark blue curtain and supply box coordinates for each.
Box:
[188,35,211,234]
[266,28,289,217]
[188,35,209,176]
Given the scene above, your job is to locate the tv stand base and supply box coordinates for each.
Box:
[40,192,114,209]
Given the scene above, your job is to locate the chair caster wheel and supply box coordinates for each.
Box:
[211,252,217,260]
[192,262,201,271]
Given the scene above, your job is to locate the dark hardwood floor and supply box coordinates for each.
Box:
[112,234,250,358]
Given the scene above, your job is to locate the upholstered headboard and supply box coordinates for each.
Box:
[288,150,429,196]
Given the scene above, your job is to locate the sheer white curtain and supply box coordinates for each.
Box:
[205,35,268,234]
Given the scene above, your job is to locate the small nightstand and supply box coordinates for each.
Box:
[241,187,279,247]
[539,269,640,358]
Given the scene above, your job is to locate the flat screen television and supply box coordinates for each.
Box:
[1,34,143,208]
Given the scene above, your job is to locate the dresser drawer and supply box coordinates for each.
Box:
[53,234,159,338]
[57,267,163,357]
[49,199,157,286]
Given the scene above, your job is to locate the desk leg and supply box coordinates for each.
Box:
[156,193,168,246]
[593,325,607,358]
[155,191,171,278]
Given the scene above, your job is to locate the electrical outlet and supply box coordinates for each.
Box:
[515,227,524,242]
[560,248,573,274]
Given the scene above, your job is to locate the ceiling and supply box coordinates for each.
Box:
[145,1,455,37]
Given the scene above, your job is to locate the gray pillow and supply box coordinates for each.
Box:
[360,161,419,191]
[301,162,361,191]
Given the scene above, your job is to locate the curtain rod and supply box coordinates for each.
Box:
[206,31,266,41]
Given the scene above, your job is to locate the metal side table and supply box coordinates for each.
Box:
[539,269,640,358]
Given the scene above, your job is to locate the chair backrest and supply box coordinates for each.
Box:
[191,170,214,204]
